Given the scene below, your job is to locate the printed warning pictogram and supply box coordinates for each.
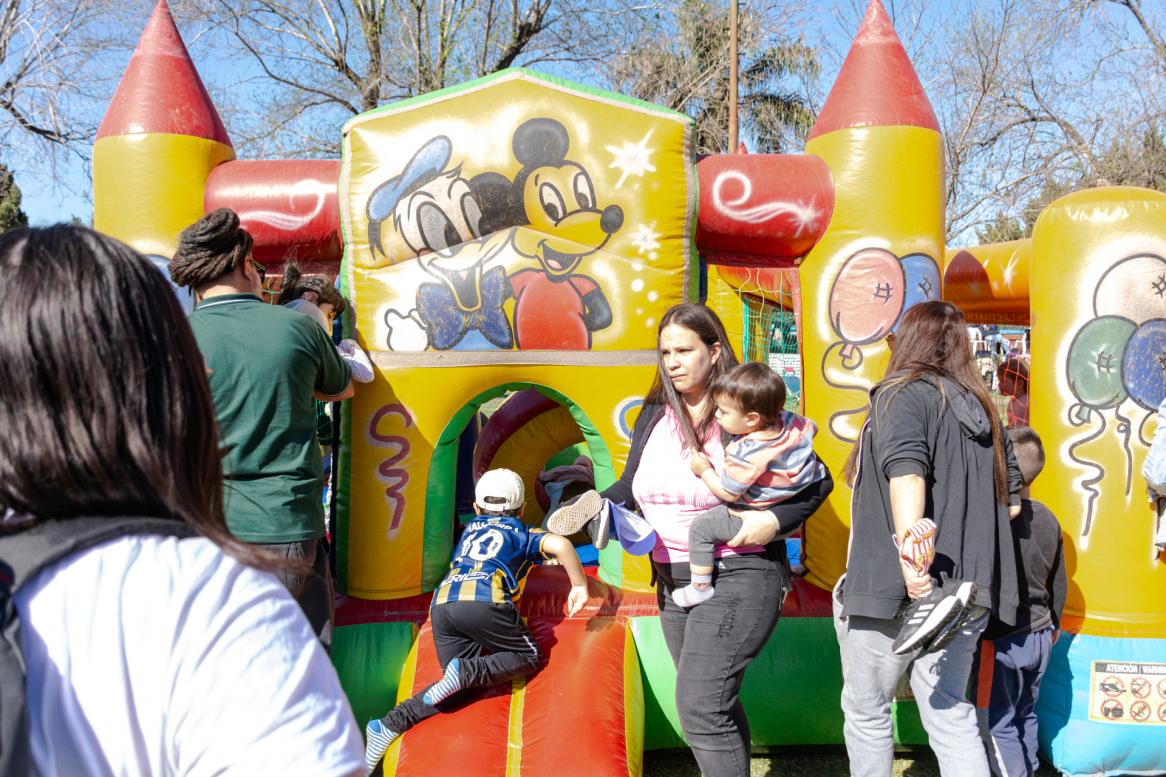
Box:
[1101,699,1124,720]
[1089,661,1166,725]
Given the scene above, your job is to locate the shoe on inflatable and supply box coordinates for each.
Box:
[546,490,609,549]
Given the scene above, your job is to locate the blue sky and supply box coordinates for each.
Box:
[11,0,1149,231]
[10,1,865,226]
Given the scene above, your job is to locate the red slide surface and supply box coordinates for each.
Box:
[383,568,653,777]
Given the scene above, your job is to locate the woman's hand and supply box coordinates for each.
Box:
[689,452,712,477]
[726,510,780,547]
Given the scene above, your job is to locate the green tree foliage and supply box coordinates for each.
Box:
[609,0,817,155]
[0,163,28,233]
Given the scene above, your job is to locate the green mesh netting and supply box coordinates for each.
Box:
[741,292,801,412]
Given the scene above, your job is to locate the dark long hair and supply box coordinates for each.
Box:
[0,225,271,568]
[644,303,739,449]
[845,300,1008,501]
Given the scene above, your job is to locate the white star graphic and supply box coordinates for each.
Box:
[629,222,662,256]
[606,130,656,188]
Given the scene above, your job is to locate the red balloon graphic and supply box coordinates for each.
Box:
[830,247,906,347]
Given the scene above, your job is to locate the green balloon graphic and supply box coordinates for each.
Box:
[1066,315,1137,408]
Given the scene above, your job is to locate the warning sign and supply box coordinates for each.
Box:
[1089,661,1166,725]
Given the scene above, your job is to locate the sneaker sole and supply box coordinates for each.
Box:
[547,490,603,539]
[892,581,975,655]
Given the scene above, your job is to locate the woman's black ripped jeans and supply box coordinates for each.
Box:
[655,551,788,777]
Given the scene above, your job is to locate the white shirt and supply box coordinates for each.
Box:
[14,535,365,777]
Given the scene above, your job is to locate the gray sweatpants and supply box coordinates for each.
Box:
[832,576,990,777]
[687,504,743,569]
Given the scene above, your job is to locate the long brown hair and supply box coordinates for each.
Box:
[0,225,275,569]
[845,300,1008,501]
[644,303,739,449]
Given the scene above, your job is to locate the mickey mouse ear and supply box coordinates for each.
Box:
[512,118,569,168]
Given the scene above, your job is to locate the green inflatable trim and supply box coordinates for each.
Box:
[630,614,928,749]
[630,616,687,751]
[341,68,694,135]
[688,159,700,302]
[332,621,417,728]
[545,442,591,471]
[422,383,618,591]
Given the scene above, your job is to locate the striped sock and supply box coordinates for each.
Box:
[365,719,399,771]
[423,657,464,706]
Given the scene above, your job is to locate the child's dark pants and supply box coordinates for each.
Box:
[687,504,745,569]
[381,600,542,734]
[986,627,1053,777]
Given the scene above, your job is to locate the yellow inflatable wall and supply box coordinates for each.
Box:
[336,70,696,598]
[1030,187,1166,639]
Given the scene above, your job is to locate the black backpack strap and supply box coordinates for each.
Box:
[2,516,195,592]
[0,516,195,776]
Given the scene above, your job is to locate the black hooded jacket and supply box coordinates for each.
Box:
[842,373,1022,624]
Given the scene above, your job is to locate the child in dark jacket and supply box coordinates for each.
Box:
[981,427,1067,777]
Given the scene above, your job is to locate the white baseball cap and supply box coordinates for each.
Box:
[475,468,525,512]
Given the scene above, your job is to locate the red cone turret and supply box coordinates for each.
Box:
[807,0,938,139]
[96,0,231,143]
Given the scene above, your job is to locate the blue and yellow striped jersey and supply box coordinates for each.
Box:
[432,515,549,606]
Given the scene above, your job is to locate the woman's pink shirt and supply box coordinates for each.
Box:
[632,406,766,563]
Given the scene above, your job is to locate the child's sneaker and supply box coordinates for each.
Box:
[422,657,464,706]
[365,719,399,771]
[891,578,977,655]
[546,490,609,549]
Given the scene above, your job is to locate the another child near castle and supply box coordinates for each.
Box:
[279,262,373,383]
[980,426,1066,777]
[676,362,827,608]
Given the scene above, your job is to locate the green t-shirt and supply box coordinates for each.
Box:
[189,294,352,543]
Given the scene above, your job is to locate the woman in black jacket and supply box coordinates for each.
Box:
[835,300,1020,777]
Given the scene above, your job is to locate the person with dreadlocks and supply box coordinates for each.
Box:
[170,208,353,644]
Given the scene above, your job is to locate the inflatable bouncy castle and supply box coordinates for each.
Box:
[93,1,1166,774]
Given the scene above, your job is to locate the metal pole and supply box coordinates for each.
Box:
[728,0,739,152]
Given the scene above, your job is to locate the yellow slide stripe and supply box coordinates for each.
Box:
[623,623,645,777]
[505,676,527,777]
[382,627,421,776]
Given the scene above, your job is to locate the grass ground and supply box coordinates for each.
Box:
[642,747,1062,776]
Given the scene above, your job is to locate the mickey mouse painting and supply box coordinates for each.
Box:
[366,118,621,352]
[475,118,622,350]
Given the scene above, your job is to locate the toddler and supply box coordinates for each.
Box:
[678,362,827,608]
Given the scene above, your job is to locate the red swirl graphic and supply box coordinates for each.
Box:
[369,403,415,534]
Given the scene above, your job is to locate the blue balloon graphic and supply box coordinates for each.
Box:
[893,253,941,332]
[1121,318,1166,410]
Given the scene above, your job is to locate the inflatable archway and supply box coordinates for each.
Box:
[93,1,1166,774]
